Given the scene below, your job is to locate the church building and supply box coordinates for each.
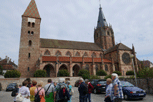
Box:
[18,0,139,77]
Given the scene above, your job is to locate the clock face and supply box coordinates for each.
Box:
[122,52,131,64]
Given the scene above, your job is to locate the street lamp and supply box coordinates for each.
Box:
[130,54,137,87]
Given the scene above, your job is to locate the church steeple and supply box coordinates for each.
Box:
[97,6,108,28]
[22,0,41,19]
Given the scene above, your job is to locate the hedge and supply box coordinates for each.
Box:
[57,69,69,77]
[34,70,47,77]
[113,71,122,76]
[104,75,112,79]
[78,69,90,79]
[4,70,21,78]
[96,70,107,76]
[126,70,134,75]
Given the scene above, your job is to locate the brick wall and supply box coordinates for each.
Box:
[0,77,81,90]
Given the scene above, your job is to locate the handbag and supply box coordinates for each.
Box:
[16,93,24,102]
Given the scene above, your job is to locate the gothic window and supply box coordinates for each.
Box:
[75,52,80,57]
[83,52,88,57]
[66,51,71,56]
[44,50,50,56]
[105,64,108,71]
[85,64,89,71]
[29,40,32,46]
[28,31,30,35]
[92,52,96,58]
[28,53,31,58]
[32,23,35,27]
[56,51,61,56]
[31,31,34,35]
[28,22,31,27]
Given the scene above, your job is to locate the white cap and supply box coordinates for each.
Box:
[58,78,65,83]
[111,73,118,78]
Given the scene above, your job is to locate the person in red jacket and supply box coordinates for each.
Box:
[85,79,94,102]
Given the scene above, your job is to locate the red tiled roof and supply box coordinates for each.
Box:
[72,57,83,62]
[22,0,40,19]
[59,57,70,62]
[84,58,92,62]
[42,56,56,62]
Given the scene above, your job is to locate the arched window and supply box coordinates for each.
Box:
[92,52,96,58]
[29,40,32,46]
[83,52,88,57]
[75,52,80,57]
[32,23,35,27]
[31,31,34,35]
[27,67,30,71]
[105,64,108,71]
[28,31,30,35]
[66,51,71,56]
[28,22,31,27]
[56,51,61,56]
[107,31,110,36]
[28,53,31,58]
[85,64,89,71]
[44,50,50,56]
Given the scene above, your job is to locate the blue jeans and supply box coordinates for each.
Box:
[87,93,91,102]
[79,95,87,102]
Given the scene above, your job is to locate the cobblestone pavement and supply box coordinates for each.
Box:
[0,87,153,102]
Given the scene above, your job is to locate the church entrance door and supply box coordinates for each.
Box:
[43,64,55,77]
[73,65,80,76]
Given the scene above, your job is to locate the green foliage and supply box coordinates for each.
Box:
[137,67,153,78]
[104,75,112,79]
[129,75,135,79]
[119,76,125,79]
[0,65,4,75]
[34,70,47,77]
[90,75,100,79]
[96,70,107,76]
[113,71,122,76]
[57,70,70,77]
[78,69,90,79]
[126,70,134,75]
[4,70,21,78]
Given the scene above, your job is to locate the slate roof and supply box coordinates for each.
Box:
[105,43,132,54]
[22,0,40,19]
[40,38,102,51]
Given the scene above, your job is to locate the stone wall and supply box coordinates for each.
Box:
[120,78,153,94]
[0,77,81,91]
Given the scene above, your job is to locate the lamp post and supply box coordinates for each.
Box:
[130,54,137,87]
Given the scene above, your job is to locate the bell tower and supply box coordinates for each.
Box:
[18,0,41,77]
[94,6,115,50]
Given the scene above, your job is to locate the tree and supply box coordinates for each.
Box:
[4,70,21,78]
[0,65,3,75]
[57,69,70,77]
[34,70,47,77]
[96,70,107,76]
[78,69,90,79]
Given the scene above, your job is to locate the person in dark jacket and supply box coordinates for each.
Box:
[85,79,94,102]
[78,78,87,102]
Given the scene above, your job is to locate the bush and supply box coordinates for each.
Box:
[78,69,90,79]
[34,70,47,77]
[96,70,107,76]
[137,67,153,78]
[57,70,69,77]
[4,70,21,78]
[113,71,122,76]
[90,75,100,79]
[104,75,112,79]
[126,70,134,75]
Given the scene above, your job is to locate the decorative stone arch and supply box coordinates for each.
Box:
[59,64,68,70]
[72,64,81,76]
[44,50,50,56]
[56,50,62,56]
[75,52,80,57]
[65,51,71,56]
[43,64,55,77]
[92,52,96,58]
[83,52,88,57]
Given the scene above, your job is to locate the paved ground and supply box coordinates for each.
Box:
[0,87,153,102]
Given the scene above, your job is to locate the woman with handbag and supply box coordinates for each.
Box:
[30,80,37,102]
[34,81,45,102]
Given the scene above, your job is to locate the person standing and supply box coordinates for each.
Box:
[78,78,87,102]
[111,73,123,102]
[44,79,55,102]
[12,84,19,102]
[67,81,73,102]
[104,78,113,102]
[85,79,94,102]
[30,80,37,102]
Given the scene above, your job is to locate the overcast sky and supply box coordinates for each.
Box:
[0,0,153,65]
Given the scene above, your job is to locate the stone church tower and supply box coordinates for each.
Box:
[94,6,115,50]
[18,0,41,77]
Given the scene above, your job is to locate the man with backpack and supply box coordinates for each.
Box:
[54,78,70,102]
[78,78,88,102]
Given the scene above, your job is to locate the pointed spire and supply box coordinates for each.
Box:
[22,0,41,19]
[97,5,108,28]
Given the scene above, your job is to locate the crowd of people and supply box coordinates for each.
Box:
[11,73,123,102]
[12,78,73,102]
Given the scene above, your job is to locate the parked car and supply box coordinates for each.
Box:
[90,79,106,94]
[6,83,17,91]
[121,81,146,100]
[74,80,80,87]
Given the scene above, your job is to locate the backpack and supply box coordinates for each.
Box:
[34,88,42,102]
[11,88,19,97]
[58,84,70,100]
[82,83,88,95]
